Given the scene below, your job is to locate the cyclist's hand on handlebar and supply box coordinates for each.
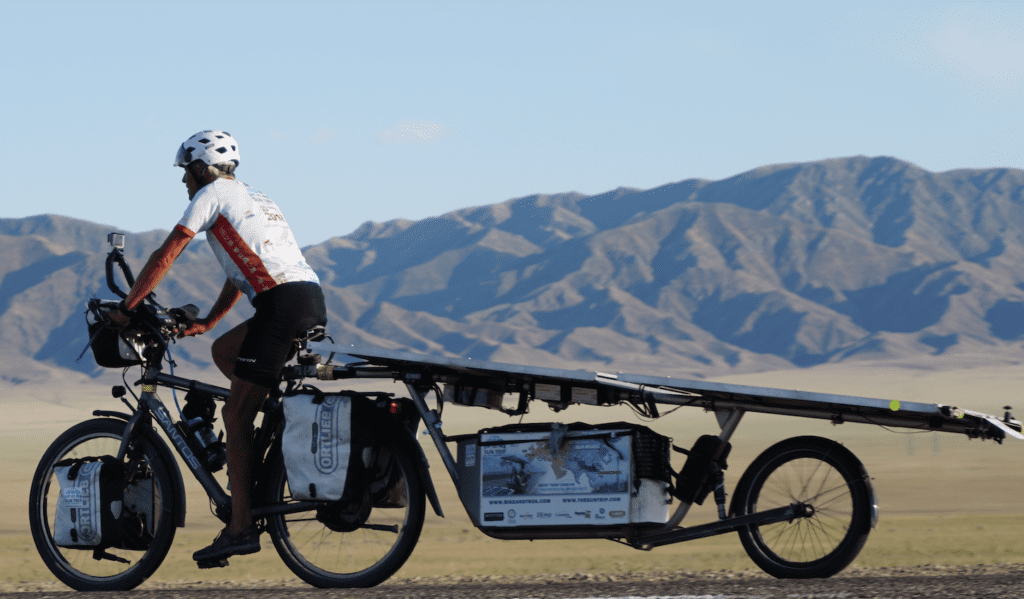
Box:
[177,319,212,338]
[106,307,132,330]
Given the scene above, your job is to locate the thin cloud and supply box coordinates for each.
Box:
[378,121,446,144]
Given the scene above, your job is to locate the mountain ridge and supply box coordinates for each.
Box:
[3,155,1024,385]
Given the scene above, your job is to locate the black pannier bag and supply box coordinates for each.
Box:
[118,465,157,551]
[367,445,409,508]
[674,434,732,505]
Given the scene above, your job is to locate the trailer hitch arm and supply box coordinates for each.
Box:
[633,503,810,549]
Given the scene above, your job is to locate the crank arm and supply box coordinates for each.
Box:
[92,549,130,564]
[253,501,319,518]
[253,503,400,534]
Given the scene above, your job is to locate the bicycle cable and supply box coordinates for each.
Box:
[166,346,184,418]
[121,368,140,403]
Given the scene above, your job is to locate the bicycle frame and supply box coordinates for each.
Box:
[118,374,231,512]
[111,365,332,527]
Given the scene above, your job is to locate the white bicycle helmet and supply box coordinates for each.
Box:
[174,130,240,169]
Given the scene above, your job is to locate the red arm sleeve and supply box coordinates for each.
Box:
[123,225,195,310]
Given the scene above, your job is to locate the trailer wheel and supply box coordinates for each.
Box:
[730,436,874,578]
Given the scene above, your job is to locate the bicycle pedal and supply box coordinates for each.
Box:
[196,558,229,569]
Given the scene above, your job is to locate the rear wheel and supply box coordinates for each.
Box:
[265,440,425,588]
[731,436,874,578]
[28,419,177,591]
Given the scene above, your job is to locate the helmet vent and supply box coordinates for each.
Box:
[216,147,228,154]
[198,138,210,144]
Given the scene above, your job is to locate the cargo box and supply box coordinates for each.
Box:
[454,422,671,536]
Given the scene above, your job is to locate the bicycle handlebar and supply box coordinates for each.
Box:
[104,248,134,299]
[89,238,201,366]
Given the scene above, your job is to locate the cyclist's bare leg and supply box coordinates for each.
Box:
[210,322,270,535]
[222,378,271,536]
[211,322,248,383]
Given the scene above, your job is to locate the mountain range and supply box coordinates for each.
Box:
[4,155,1024,386]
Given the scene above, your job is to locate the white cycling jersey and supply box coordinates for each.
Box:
[177,178,319,302]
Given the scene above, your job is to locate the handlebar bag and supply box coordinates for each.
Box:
[282,388,352,502]
[86,312,144,368]
[52,456,126,549]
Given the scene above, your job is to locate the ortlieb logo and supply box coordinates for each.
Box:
[312,395,343,474]
[69,463,100,544]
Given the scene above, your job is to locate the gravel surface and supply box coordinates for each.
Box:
[2,564,1023,598]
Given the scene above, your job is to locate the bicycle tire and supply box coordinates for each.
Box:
[265,439,425,588]
[730,435,874,579]
[28,418,178,591]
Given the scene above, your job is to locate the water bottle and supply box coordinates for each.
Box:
[187,417,227,472]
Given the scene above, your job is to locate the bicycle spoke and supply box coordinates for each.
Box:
[751,450,860,564]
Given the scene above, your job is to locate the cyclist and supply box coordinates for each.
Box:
[108,130,327,563]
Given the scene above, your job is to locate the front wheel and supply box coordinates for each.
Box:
[28,419,178,591]
[730,436,875,579]
[265,440,426,588]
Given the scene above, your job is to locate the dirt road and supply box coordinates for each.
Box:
[3,564,1022,598]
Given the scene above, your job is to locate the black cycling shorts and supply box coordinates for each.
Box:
[234,281,327,388]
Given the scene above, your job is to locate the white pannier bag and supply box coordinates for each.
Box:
[53,457,125,548]
[282,389,352,501]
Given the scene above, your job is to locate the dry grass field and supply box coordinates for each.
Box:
[2,355,1022,587]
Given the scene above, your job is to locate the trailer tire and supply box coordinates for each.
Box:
[731,436,874,579]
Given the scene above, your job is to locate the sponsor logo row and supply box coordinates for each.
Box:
[483,507,627,524]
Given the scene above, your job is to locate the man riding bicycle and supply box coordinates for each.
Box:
[109,130,327,562]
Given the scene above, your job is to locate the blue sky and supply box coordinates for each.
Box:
[2,1,1022,246]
